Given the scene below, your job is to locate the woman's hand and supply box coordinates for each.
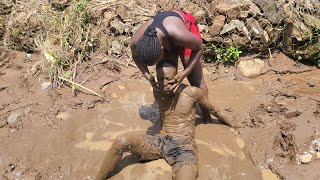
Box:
[148,76,160,94]
[168,71,186,92]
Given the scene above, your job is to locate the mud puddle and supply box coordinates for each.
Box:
[53,79,270,180]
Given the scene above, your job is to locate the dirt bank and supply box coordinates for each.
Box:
[1,47,319,179]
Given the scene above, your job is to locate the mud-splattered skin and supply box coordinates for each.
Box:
[155,63,233,132]
[156,84,197,140]
[95,62,231,180]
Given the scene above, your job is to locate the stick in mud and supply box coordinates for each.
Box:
[58,76,103,98]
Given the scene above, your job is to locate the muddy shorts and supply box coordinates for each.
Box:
[178,10,202,57]
[141,134,198,174]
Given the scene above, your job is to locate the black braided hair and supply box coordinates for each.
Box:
[136,25,161,65]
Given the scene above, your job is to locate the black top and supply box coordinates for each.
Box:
[144,11,184,52]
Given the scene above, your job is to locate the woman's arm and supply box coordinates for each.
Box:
[130,42,159,93]
[167,23,203,90]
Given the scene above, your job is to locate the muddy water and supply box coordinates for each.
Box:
[2,58,320,179]
[206,69,320,180]
[53,77,275,180]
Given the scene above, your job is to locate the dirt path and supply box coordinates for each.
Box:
[0,47,319,179]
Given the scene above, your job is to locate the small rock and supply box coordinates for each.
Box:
[9,163,15,171]
[110,40,122,55]
[313,138,320,151]
[225,106,233,112]
[254,0,285,24]
[109,18,129,35]
[193,10,207,25]
[85,176,94,180]
[300,13,320,31]
[261,30,269,48]
[231,33,250,47]
[223,38,233,47]
[307,82,316,87]
[248,2,261,17]
[221,20,251,40]
[0,118,7,128]
[297,153,313,164]
[7,112,20,125]
[284,109,301,118]
[292,19,312,41]
[251,40,263,49]
[246,17,264,39]
[224,69,229,73]
[0,86,7,92]
[239,11,249,18]
[237,58,265,78]
[7,111,23,129]
[216,2,250,20]
[41,82,52,89]
[209,15,225,36]
[26,53,32,58]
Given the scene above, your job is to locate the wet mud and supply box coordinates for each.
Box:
[0,49,319,179]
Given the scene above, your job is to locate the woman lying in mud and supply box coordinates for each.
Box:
[95,60,233,180]
[130,10,214,123]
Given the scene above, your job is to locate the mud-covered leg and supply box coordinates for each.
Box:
[174,164,197,180]
[95,139,123,180]
[95,132,161,180]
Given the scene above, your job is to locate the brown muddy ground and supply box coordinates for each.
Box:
[0,46,320,180]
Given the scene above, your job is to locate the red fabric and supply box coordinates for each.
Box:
[178,11,202,57]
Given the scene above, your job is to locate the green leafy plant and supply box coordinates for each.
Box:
[223,45,242,63]
[213,46,223,62]
[293,50,303,62]
[204,44,242,64]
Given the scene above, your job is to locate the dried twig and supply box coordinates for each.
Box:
[268,48,273,59]
[58,76,103,98]
[267,48,272,66]
[72,62,78,97]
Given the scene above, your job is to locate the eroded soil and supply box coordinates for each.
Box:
[0,47,320,180]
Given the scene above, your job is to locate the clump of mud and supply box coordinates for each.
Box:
[0,0,14,16]
[0,16,5,45]
[49,0,71,11]
[4,12,44,52]
[0,0,14,45]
